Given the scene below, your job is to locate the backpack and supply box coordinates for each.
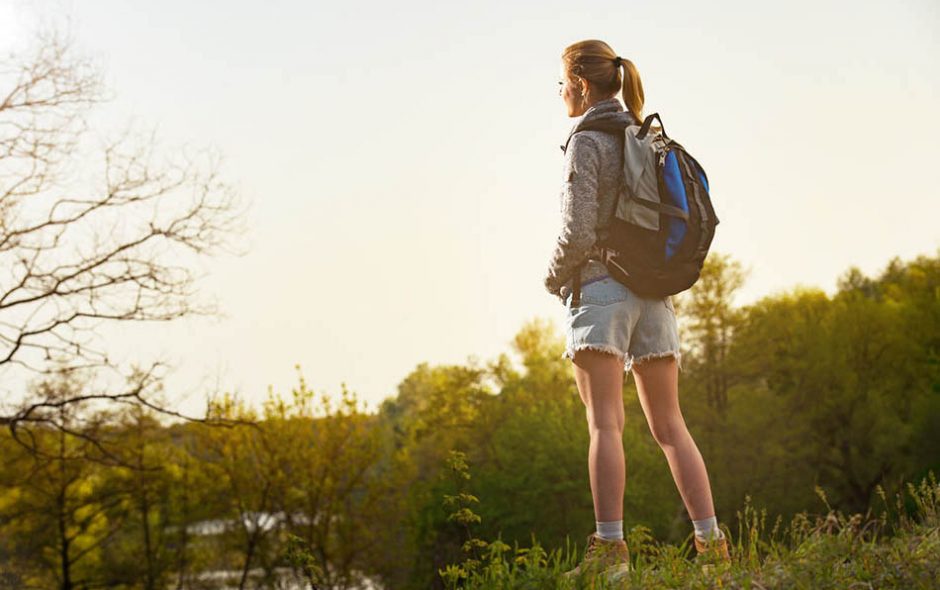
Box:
[567,112,719,305]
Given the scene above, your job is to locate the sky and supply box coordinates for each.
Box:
[1,0,938,416]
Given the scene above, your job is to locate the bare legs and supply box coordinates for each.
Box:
[632,354,715,520]
[572,349,626,521]
[572,350,716,524]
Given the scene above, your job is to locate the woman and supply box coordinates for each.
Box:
[543,39,732,579]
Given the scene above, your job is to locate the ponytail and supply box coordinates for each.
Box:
[619,57,645,123]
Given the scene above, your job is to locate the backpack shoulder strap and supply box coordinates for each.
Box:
[560,119,628,154]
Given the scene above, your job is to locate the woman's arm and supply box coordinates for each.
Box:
[543,132,601,300]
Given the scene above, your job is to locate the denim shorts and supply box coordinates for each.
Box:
[562,274,683,373]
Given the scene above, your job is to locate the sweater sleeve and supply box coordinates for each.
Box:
[543,132,601,299]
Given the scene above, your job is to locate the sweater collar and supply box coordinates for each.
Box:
[579,96,624,119]
[561,97,638,153]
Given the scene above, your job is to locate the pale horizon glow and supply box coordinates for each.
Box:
[2,0,938,416]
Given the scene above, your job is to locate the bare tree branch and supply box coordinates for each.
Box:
[0,25,253,447]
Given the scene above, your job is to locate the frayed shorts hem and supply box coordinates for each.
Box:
[561,343,683,373]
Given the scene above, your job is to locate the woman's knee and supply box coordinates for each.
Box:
[587,405,625,433]
[648,417,688,447]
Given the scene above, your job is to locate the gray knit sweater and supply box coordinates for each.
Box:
[543,97,639,303]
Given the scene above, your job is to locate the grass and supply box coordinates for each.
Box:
[438,453,940,590]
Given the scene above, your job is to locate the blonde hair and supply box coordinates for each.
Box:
[562,39,645,123]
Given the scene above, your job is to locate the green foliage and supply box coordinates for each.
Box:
[1,249,937,588]
[439,450,490,588]
[436,472,940,589]
[282,533,326,590]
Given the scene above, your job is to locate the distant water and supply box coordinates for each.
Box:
[183,566,382,589]
[176,512,383,589]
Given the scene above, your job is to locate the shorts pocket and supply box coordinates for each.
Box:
[576,277,630,307]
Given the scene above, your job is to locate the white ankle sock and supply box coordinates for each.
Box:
[693,516,724,541]
[596,519,624,541]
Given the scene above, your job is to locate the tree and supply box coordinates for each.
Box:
[676,252,749,412]
[99,406,181,590]
[264,373,402,590]
[0,28,249,439]
[0,368,130,589]
[724,251,940,514]
[187,394,277,590]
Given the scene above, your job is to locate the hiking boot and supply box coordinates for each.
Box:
[562,532,631,586]
[693,530,731,574]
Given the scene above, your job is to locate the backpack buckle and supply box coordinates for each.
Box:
[588,245,608,263]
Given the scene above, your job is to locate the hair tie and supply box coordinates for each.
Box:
[613,56,623,67]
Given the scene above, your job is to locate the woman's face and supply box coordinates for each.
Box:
[559,62,588,117]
